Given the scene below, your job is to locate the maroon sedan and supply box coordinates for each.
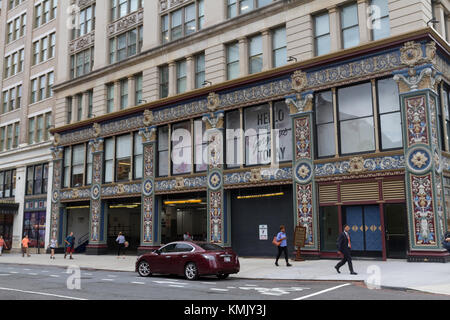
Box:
[136,241,240,280]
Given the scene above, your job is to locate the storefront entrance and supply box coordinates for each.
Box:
[160,192,207,244]
[343,205,383,257]
[230,185,293,257]
[384,203,408,259]
[0,204,15,251]
[107,198,141,253]
[23,211,46,251]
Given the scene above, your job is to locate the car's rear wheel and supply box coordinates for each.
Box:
[138,261,152,277]
[185,262,199,280]
[217,273,229,280]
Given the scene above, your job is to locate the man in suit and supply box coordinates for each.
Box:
[335,224,357,275]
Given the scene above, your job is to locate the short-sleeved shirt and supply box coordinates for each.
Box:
[0,239,5,247]
[116,235,125,244]
[22,238,30,248]
[50,239,57,248]
[276,232,287,247]
[66,236,75,248]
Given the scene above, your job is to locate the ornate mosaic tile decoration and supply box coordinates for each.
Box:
[410,174,436,245]
[315,155,405,177]
[50,147,64,244]
[139,127,157,246]
[90,141,104,244]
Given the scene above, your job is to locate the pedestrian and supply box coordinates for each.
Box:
[335,224,357,275]
[443,231,450,253]
[275,225,292,267]
[49,237,57,260]
[64,232,75,260]
[116,232,126,259]
[0,235,8,256]
[21,235,31,257]
[183,232,192,241]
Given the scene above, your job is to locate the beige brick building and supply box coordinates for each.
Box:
[0,0,58,252]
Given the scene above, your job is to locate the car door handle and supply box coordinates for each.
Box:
[166,256,171,258]
[182,255,188,258]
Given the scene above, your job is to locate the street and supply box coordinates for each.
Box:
[0,263,447,301]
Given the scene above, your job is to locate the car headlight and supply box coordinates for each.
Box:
[202,254,215,261]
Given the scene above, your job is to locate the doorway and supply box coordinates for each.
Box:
[384,203,408,259]
[107,198,141,253]
[160,193,207,244]
[343,205,382,257]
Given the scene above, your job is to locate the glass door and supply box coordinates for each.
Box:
[384,203,408,259]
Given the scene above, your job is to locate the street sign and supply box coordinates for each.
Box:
[259,225,268,240]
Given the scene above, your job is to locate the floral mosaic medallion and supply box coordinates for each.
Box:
[52,190,60,203]
[406,147,432,174]
[142,179,154,197]
[91,184,101,200]
[294,161,313,184]
[208,170,223,191]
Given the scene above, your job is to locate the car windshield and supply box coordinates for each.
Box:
[198,243,225,251]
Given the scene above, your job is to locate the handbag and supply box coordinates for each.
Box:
[272,236,281,247]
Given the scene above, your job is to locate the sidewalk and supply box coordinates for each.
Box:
[0,253,449,296]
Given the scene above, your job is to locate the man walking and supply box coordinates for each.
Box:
[0,235,8,256]
[335,224,357,275]
[275,225,292,267]
[64,232,75,260]
[21,235,31,257]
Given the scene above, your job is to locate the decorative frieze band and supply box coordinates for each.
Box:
[69,31,95,54]
[160,0,192,13]
[108,9,144,37]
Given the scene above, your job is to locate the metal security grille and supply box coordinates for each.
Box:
[319,184,338,204]
[382,180,405,200]
[340,182,379,202]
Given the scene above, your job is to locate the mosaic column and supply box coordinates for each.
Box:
[138,113,159,254]
[286,70,319,257]
[394,41,449,262]
[86,134,108,255]
[50,143,64,250]
[203,93,229,247]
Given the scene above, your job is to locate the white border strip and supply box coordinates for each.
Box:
[4,45,25,58]
[32,28,57,43]
[293,283,352,300]
[1,81,22,92]
[6,9,27,24]
[28,107,52,119]
[0,287,88,300]
[30,68,54,80]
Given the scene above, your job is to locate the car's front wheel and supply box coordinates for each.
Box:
[217,273,229,280]
[137,260,152,277]
[184,262,199,280]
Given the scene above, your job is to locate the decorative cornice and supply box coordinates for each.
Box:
[69,31,95,55]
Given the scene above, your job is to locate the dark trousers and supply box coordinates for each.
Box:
[335,249,354,273]
[117,243,125,256]
[276,246,289,264]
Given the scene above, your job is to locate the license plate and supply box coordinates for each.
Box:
[224,257,231,262]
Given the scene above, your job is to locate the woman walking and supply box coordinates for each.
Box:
[49,237,57,260]
[275,225,292,267]
[116,232,126,259]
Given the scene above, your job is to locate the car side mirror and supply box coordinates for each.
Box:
[155,249,161,255]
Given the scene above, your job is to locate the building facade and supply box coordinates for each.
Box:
[0,0,57,253]
[48,0,450,261]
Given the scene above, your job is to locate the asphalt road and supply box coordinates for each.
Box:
[0,263,447,301]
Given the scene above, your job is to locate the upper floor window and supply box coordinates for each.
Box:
[370,0,390,40]
[195,53,205,89]
[70,47,94,79]
[8,0,25,10]
[227,0,274,18]
[341,3,360,49]
[159,65,169,99]
[34,0,57,28]
[161,0,204,44]
[314,12,330,56]
[0,122,20,152]
[7,13,26,43]
[0,169,17,199]
[109,25,143,63]
[26,164,48,195]
[32,32,56,65]
[4,48,24,78]
[248,34,263,74]
[30,71,54,104]
[272,26,287,68]
[226,42,239,80]
[2,84,22,114]
[71,3,95,39]
[176,60,187,94]
[111,0,143,21]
